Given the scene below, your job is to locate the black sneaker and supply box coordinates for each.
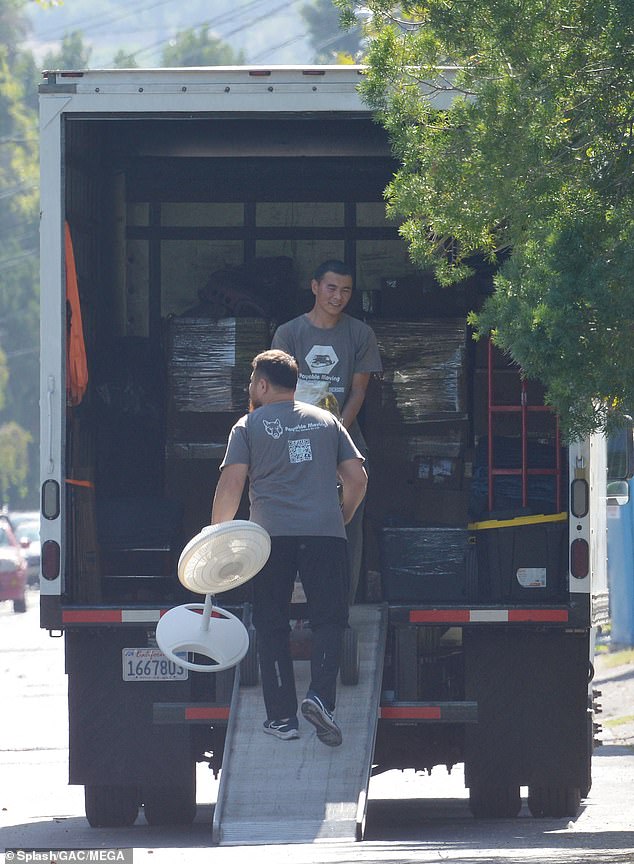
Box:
[301,691,342,747]
[263,717,300,740]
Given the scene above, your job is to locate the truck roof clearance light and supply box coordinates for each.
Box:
[570,538,589,579]
[302,70,326,76]
[571,478,589,518]
[41,540,61,581]
[248,70,271,77]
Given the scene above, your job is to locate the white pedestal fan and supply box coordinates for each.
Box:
[156,520,270,673]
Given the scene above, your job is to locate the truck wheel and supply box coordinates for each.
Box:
[143,767,196,826]
[13,597,26,613]
[240,629,259,687]
[84,785,139,827]
[528,785,581,818]
[339,627,360,686]
[469,783,522,818]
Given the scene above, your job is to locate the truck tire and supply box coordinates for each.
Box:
[84,785,139,827]
[13,597,26,613]
[240,629,259,687]
[468,783,522,818]
[339,627,360,686]
[527,785,581,818]
[143,766,196,826]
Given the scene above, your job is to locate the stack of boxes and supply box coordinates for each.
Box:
[365,319,473,602]
[164,316,270,544]
[166,317,271,459]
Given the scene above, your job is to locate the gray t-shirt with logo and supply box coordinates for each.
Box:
[220,400,363,538]
[272,313,383,415]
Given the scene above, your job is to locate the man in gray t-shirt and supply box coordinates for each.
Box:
[212,349,367,747]
[272,259,383,603]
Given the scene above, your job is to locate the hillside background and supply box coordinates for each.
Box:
[24,0,313,67]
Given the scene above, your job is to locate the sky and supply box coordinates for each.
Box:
[23,0,313,67]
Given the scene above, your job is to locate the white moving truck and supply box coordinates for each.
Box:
[38,66,607,840]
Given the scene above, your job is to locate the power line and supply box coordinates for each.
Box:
[128,0,279,61]
[249,32,308,62]
[32,0,276,57]
[0,248,39,272]
[0,182,38,201]
[27,0,175,42]
[220,0,304,43]
[5,347,39,359]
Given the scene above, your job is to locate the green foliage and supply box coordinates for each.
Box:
[336,0,634,438]
[161,26,245,67]
[300,0,364,62]
[0,420,31,505]
[0,1,40,503]
[43,30,92,69]
[112,49,138,69]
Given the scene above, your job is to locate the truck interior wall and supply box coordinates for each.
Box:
[62,114,568,609]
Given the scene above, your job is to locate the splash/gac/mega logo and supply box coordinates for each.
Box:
[305,345,339,375]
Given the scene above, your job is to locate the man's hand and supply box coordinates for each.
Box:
[340,371,370,429]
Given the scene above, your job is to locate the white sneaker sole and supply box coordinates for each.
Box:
[301,699,342,747]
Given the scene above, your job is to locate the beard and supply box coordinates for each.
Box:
[249,397,262,412]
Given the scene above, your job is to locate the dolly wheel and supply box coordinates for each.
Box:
[339,627,360,686]
[240,628,259,686]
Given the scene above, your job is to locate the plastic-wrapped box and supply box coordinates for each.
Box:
[369,320,467,423]
[169,367,249,413]
[379,526,473,602]
[167,317,270,413]
[168,317,271,366]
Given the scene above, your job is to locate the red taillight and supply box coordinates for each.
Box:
[570,538,589,579]
[41,540,60,581]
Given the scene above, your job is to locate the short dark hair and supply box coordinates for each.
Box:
[252,349,298,390]
[312,259,354,283]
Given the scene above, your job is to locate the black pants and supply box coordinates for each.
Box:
[252,535,349,721]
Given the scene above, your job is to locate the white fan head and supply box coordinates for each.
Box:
[178,519,270,595]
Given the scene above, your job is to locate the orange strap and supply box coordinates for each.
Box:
[65,479,95,489]
[65,221,88,406]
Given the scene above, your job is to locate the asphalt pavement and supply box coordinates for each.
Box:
[2,590,634,864]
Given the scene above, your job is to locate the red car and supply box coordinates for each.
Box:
[0,516,27,613]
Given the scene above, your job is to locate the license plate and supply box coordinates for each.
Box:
[122,647,189,681]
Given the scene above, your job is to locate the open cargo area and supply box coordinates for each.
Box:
[60,111,566,611]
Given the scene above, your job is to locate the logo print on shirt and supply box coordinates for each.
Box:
[263,418,283,439]
[289,439,312,463]
[305,345,339,375]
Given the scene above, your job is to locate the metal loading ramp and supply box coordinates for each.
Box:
[212,603,387,845]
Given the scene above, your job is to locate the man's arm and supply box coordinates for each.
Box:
[211,463,248,524]
[337,457,368,525]
[340,371,370,429]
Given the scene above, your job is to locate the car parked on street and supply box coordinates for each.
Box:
[16,520,40,587]
[9,510,39,535]
[0,516,28,613]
